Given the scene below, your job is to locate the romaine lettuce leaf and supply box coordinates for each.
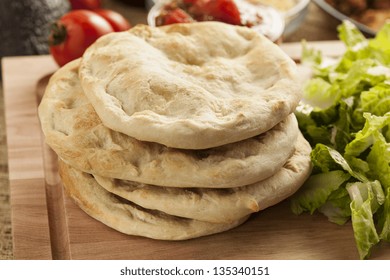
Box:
[338,20,367,49]
[291,170,351,215]
[311,144,367,182]
[368,23,390,65]
[346,181,384,259]
[365,122,390,242]
[293,21,390,259]
[353,83,390,125]
[378,192,390,242]
[345,112,390,157]
[318,187,351,225]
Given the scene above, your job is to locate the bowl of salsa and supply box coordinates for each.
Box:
[147,0,285,43]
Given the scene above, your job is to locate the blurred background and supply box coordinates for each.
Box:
[0,0,342,78]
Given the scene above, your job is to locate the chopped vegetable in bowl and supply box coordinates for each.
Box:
[148,0,285,42]
[292,20,390,259]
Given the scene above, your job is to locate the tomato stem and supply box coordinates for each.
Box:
[48,23,67,46]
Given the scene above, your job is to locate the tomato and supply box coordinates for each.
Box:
[163,8,194,25]
[49,10,114,66]
[206,0,242,25]
[69,0,101,10]
[189,0,241,25]
[93,9,131,31]
[157,0,242,27]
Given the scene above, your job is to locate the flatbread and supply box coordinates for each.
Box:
[94,133,312,223]
[79,22,301,149]
[38,59,299,188]
[58,160,249,240]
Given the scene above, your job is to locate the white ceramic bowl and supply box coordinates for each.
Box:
[283,0,311,37]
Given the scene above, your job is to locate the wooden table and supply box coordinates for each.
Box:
[0,1,345,260]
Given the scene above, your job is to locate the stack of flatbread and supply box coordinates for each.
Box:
[38,22,312,240]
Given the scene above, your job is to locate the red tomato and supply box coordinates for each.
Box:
[207,0,242,25]
[69,0,101,10]
[189,0,241,25]
[48,10,114,66]
[163,8,194,25]
[93,9,131,31]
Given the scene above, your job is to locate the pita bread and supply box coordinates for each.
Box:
[58,160,249,240]
[79,22,301,149]
[38,59,299,188]
[94,133,312,223]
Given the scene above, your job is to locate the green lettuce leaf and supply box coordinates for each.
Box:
[345,112,390,157]
[338,20,367,49]
[318,187,351,225]
[346,181,384,259]
[365,122,390,241]
[368,23,390,65]
[291,170,351,215]
[354,83,390,125]
[311,144,367,182]
[378,192,390,242]
[293,21,390,259]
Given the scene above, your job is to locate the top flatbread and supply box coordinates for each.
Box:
[38,59,299,188]
[79,22,301,149]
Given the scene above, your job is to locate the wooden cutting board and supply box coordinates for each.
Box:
[3,41,390,260]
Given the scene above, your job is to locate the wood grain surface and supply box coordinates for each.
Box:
[2,56,58,259]
[3,42,390,260]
